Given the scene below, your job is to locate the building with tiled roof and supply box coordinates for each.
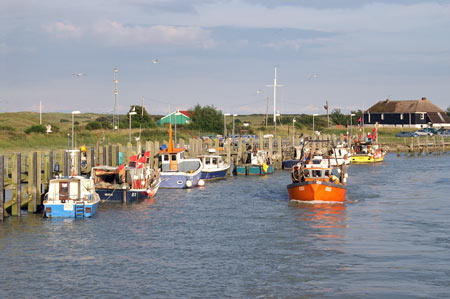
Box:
[364,97,450,128]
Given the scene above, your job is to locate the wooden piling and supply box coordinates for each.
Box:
[49,151,54,180]
[103,146,107,165]
[0,155,4,221]
[15,153,21,216]
[108,144,113,166]
[63,151,69,176]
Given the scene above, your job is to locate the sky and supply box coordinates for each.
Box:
[1,0,450,115]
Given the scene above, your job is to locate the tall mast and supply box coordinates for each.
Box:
[265,66,284,130]
[113,68,119,130]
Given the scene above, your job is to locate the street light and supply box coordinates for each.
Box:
[312,114,319,136]
[292,117,296,138]
[232,114,238,141]
[71,111,80,150]
[223,113,231,137]
[350,113,356,143]
[129,109,137,143]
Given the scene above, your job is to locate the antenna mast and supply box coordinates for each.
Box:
[113,68,119,130]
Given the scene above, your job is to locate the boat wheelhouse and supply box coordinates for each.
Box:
[351,141,385,164]
[199,150,230,180]
[158,125,203,188]
[44,176,100,218]
[92,152,160,202]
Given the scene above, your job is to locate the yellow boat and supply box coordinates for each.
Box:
[351,141,385,164]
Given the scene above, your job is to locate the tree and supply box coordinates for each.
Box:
[24,125,46,134]
[330,109,349,126]
[446,106,450,117]
[189,104,223,133]
[121,105,156,129]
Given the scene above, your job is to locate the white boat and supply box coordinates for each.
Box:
[43,176,100,218]
[199,149,230,180]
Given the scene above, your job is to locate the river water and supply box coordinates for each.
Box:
[1,153,449,298]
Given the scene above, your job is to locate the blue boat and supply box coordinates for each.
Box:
[43,176,100,218]
[158,125,203,189]
[91,152,161,202]
[235,150,274,176]
[199,150,230,180]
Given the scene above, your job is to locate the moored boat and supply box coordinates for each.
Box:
[158,125,203,188]
[92,151,161,202]
[235,150,273,176]
[43,176,100,218]
[199,149,230,180]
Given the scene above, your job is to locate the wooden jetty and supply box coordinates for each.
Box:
[3,132,446,220]
[394,135,450,157]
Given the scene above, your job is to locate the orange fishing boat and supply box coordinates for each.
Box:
[287,154,347,203]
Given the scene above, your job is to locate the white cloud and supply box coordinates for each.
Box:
[44,21,83,39]
[93,19,215,47]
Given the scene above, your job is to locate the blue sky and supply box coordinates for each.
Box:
[1,0,450,115]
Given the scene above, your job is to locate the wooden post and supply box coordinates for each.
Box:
[237,137,243,164]
[397,145,400,157]
[77,150,81,175]
[49,151,54,180]
[15,153,21,216]
[37,152,42,208]
[103,146,107,165]
[226,138,231,175]
[268,136,273,162]
[214,139,219,153]
[126,143,132,162]
[0,155,4,221]
[277,136,282,169]
[64,151,69,176]
[259,133,263,151]
[90,147,95,169]
[108,144,113,166]
[154,141,160,168]
[28,152,38,213]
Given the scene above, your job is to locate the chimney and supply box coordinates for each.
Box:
[421,97,427,101]
[385,98,390,103]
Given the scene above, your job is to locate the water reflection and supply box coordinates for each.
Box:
[289,202,348,239]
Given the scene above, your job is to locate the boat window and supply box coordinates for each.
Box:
[163,155,169,161]
[171,154,177,161]
[212,158,218,165]
[324,170,330,177]
[312,170,322,177]
[303,170,310,177]
[205,158,211,165]
[180,152,184,159]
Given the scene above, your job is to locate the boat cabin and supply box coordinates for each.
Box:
[159,148,201,173]
[47,177,94,203]
[200,155,225,170]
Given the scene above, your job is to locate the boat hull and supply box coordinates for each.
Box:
[159,171,202,188]
[287,181,346,203]
[44,201,99,218]
[235,164,274,175]
[282,159,299,169]
[351,155,384,164]
[201,167,229,180]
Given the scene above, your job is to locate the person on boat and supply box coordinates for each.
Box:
[329,174,340,184]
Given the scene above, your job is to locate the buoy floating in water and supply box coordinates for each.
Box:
[185,180,193,188]
[198,180,205,187]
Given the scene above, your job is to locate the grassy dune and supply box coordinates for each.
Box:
[0,112,436,153]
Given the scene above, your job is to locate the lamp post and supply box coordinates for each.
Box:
[350,113,355,143]
[223,113,231,137]
[232,114,237,140]
[292,117,296,135]
[312,114,318,136]
[129,110,137,143]
[71,111,80,150]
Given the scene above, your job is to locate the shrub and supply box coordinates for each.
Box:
[86,121,102,130]
[24,125,46,134]
[60,119,70,123]
[0,125,15,131]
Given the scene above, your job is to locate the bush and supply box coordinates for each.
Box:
[86,121,102,130]
[60,119,69,123]
[0,125,15,131]
[24,125,46,134]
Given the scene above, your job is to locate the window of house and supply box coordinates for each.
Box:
[420,113,425,120]
[400,114,403,120]
[381,113,384,120]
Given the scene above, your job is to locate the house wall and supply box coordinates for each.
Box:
[158,114,190,125]
[363,112,429,127]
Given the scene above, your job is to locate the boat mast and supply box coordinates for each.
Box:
[266,66,283,136]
